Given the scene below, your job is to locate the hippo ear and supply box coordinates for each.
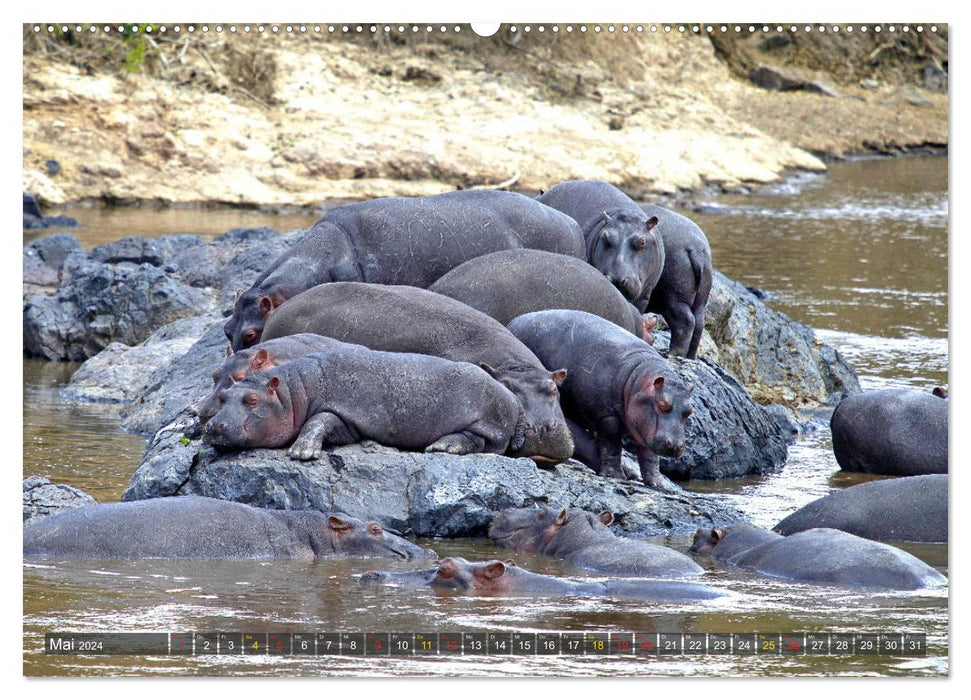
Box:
[642,314,659,331]
[438,558,459,578]
[646,216,659,231]
[711,528,725,544]
[366,522,383,538]
[251,348,271,371]
[551,369,568,386]
[652,376,666,393]
[266,376,280,394]
[226,344,234,358]
[933,387,948,399]
[554,508,569,526]
[482,561,506,580]
[504,559,518,567]
[258,296,274,318]
[479,363,498,378]
[327,515,352,532]
[598,511,614,526]
[235,288,243,301]
[602,210,612,224]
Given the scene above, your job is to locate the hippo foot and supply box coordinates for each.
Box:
[644,473,681,493]
[425,434,475,455]
[287,441,322,461]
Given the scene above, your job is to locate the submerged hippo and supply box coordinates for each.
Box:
[23,496,436,560]
[508,310,693,487]
[260,283,574,462]
[205,347,524,459]
[427,249,654,340]
[831,389,948,475]
[690,525,946,590]
[225,190,584,350]
[774,474,948,543]
[360,557,723,600]
[489,506,702,577]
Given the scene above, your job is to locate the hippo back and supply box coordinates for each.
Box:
[538,179,640,232]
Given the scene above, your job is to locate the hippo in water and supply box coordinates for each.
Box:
[204,346,525,460]
[689,525,946,590]
[774,474,948,543]
[23,496,436,560]
[427,249,656,341]
[507,310,693,488]
[489,506,702,577]
[224,190,584,350]
[260,283,574,462]
[360,557,724,600]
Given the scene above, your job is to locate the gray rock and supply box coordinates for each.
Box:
[24,232,84,272]
[748,65,807,91]
[92,234,203,266]
[23,475,98,523]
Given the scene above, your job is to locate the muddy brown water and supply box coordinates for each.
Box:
[23,156,948,677]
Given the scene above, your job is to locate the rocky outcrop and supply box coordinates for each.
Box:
[23,232,84,299]
[23,192,79,230]
[23,475,98,523]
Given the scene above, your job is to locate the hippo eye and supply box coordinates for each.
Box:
[244,392,260,408]
[232,372,246,382]
[547,383,558,396]
[632,235,648,251]
[683,408,693,419]
[436,566,453,579]
[657,401,672,413]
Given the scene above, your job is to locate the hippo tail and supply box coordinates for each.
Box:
[689,246,713,312]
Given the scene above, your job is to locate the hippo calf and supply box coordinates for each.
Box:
[489,507,702,577]
[360,557,723,600]
[774,474,948,543]
[205,347,525,459]
[831,388,947,475]
[690,525,946,590]
[508,310,693,487]
[23,496,436,560]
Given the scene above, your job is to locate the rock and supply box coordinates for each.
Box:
[23,256,60,299]
[24,232,84,272]
[902,87,932,108]
[804,79,839,98]
[91,234,203,266]
[748,65,807,91]
[23,193,44,219]
[45,160,61,177]
[860,78,880,90]
[23,475,98,524]
[924,62,947,92]
[23,193,80,229]
[123,428,745,538]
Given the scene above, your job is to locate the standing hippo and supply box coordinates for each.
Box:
[427,249,655,340]
[774,474,948,543]
[489,506,703,577]
[204,347,525,459]
[23,496,436,560]
[507,310,693,487]
[260,283,573,462]
[690,525,946,590]
[225,190,585,350]
[831,389,948,475]
[360,557,723,600]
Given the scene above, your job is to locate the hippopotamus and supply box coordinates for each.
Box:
[489,506,702,577]
[507,310,693,487]
[205,346,524,459]
[192,334,349,424]
[23,496,436,560]
[689,525,947,590]
[537,179,665,308]
[360,557,724,600]
[774,475,948,543]
[831,389,948,475]
[260,283,574,462]
[225,190,585,350]
[427,249,655,340]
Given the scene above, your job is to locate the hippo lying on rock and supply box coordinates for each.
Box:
[774,474,947,543]
[831,389,947,475]
[690,525,946,590]
[360,557,724,600]
[205,346,525,459]
[261,283,573,462]
[489,507,702,577]
[23,496,436,560]
[225,190,584,350]
[508,310,693,487]
[427,249,655,341]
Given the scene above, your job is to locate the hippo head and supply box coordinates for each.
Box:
[478,363,573,462]
[193,345,279,423]
[489,507,613,554]
[932,386,948,399]
[319,514,436,560]
[689,527,725,556]
[203,373,296,450]
[427,557,518,592]
[623,373,694,458]
[225,289,283,351]
[587,210,663,302]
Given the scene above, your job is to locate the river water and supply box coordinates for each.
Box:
[22,156,948,678]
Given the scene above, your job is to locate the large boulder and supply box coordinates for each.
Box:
[23,232,84,299]
[23,475,98,524]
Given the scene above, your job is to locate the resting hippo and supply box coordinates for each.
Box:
[225,190,585,350]
[427,249,654,340]
[774,475,948,543]
[261,283,573,462]
[507,310,693,487]
[23,496,436,560]
[831,389,948,475]
[192,334,349,424]
[489,506,702,577]
[205,347,524,459]
[538,179,665,308]
[690,525,946,590]
[360,557,723,600]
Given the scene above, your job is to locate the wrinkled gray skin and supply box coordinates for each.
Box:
[508,310,693,488]
[359,557,723,600]
[428,249,652,340]
[690,525,946,590]
[205,347,525,459]
[261,283,573,462]
[192,334,349,425]
[225,190,585,350]
[640,204,713,359]
[831,389,948,475]
[538,180,665,307]
[774,475,948,543]
[489,506,703,577]
[23,496,436,560]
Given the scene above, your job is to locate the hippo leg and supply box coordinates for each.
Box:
[425,431,486,455]
[635,444,677,491]
[597,439,626,480]
[288,412,359,460]
[567,418,600,471]
[665,302,696,358]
